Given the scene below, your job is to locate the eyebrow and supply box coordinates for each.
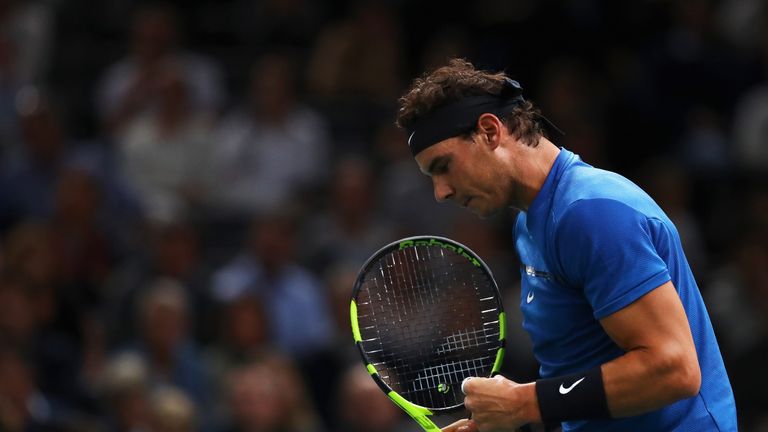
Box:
[425,155,450,176]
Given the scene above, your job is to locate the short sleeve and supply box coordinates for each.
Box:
[554,199,671,319]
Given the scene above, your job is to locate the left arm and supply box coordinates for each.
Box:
[599,280,701,416]
[453,281,700,431]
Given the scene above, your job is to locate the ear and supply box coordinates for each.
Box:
[476,113,503,149]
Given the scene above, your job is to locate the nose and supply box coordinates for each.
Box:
[432,177,454,202]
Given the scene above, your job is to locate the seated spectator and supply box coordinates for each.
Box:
[205,293,273,425]
[306,1,402,106]
[0,93,70,230]
[0,90,138,235]
[100,352,151,432]
[211,211,334,359]
[105,216,212,347]
[223,355,323,432]
[114,63,215,223]
[333,364,410,432]
[49,166,114,311]
[301,155,396,273]
[208,52,330,219]
[306,1,403,147]
[148,386,196,432]
[1,223,85,398]
[211,210,337,425]
[96,3,224,134]
[0,0,54,157]
[0,346,54,430]
[116,278,213,430]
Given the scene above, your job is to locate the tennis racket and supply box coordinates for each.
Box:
[350,236,506,431]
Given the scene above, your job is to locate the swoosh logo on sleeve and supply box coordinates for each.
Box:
[559,377,586,394]
[408,131,415,146]
[526,291,534,304]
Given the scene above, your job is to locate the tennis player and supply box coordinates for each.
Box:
[396,58,737,431]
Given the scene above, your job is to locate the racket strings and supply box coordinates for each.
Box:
[355,244,502,410]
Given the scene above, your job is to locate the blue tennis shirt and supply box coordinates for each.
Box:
[514,149,737,431]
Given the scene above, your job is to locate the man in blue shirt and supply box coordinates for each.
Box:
[396,58,737,431]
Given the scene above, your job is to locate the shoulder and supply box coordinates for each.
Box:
[555,198,650,242]
[552,164,661,228]
[210,255,261,301]
[557,164,648,206]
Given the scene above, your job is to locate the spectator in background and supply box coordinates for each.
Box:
[375,123,463,236]
[320,264,373,423]
[0,91,68,230]
[99,352,151,432]
[302,155,396,273]
[1,223,87,408]
[209,52,330,219]
[118,278,213,430]
[223,356,323,432]
[148,386,196,432]
[306,1,403,147]
[49,166,113,310]
[207,293,271,373]
[211,211,337,425]
[114,62,214,223]
[0,0,53,154]
[307,1,402,106]
[96,3,224,134]
[0,347,53,431]
[205,293,273,425]
[334,365,408,432]
[0,274,37,350]
[211,211,334,360]
[324,264,365,361]
[105,219,212,347]
[0,88,134,236]
[0,270,98,428]
[0,0,53,84]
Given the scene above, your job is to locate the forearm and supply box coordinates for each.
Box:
[531,345,700,424]
[601,346,701,417]
[596,281,702,418]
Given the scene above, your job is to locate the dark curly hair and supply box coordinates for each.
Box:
[396,58,544,147]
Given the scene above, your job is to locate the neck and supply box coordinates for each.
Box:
[512,137,560,211]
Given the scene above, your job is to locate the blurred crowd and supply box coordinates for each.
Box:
[0,0,767,431]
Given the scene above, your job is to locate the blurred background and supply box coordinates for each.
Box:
[0,0,766,430]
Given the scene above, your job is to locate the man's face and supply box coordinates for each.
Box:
[415,134,510,218]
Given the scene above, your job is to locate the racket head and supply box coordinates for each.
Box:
[350,236,506,414]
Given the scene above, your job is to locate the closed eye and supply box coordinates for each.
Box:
[434,161,449,175]
[427,155,452,176]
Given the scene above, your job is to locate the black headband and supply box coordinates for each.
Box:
[406,78,525,156]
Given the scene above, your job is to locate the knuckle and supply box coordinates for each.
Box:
[463,397,474,411]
